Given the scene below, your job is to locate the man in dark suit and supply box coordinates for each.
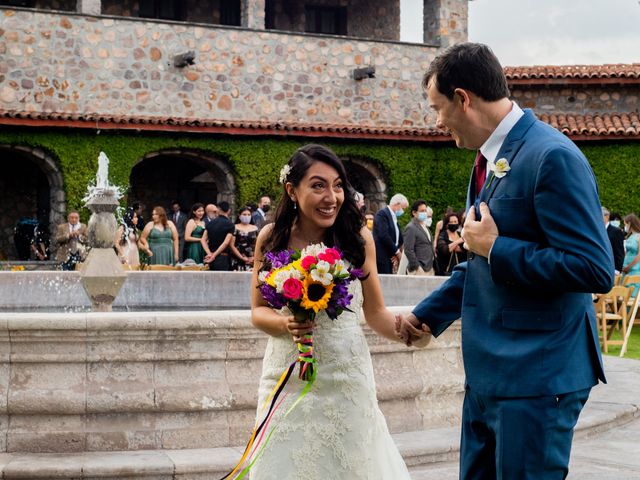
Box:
[603,206,624,273]
[202,201,234,271]
[398,43,614,479]
[251,196,271,230]
[373,193,408,274]
[170,200,187,262]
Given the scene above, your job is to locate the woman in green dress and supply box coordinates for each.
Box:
[139,206,179,265]
[185,202,206,264]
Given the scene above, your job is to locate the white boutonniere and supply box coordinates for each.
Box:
[485,157,511,189]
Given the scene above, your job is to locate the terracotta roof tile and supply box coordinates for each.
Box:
[1,110,639,141]
[505,64,640,81]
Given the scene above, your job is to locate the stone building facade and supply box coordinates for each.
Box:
[0,1,639,261]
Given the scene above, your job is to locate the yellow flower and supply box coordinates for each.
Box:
[11,265,25,271]
[300,277,334,313]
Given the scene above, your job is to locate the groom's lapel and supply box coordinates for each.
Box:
[480,110,536,201]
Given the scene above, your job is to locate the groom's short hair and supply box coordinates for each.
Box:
[422,42,510,102]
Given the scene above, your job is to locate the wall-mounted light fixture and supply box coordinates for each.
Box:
[173,50,196,68]
[353,66,375,81]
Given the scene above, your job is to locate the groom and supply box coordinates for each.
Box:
[398,43,614,479]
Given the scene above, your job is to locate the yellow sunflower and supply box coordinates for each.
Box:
[300,276,334,313]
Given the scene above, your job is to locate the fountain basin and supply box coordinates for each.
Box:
[0,308,462,454]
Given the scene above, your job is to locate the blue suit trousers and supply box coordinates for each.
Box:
[460,387,591,480]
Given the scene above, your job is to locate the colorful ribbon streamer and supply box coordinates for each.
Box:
[220,334,317,480]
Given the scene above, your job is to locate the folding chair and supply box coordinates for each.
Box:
[620,275,640,356]
[594,285,631,354]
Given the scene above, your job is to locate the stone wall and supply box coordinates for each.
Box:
[511,85,639,114]
[0,9,443,129]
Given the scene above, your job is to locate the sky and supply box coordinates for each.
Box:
[400,0,640,66]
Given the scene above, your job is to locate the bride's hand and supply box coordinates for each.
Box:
[287,317,315,343]
[395,313,431,348]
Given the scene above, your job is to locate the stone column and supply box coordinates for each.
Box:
[241,0,266,29]
[423,0,468,47]
[77,0,101,15]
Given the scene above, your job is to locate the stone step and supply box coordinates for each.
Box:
[1,400,635,479]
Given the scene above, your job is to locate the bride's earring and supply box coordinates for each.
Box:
[291,198,297,210]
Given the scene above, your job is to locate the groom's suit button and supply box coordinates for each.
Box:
[469,253,475,260]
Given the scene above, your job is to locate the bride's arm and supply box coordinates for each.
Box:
[360,227,430,344]
[251,225,294,337]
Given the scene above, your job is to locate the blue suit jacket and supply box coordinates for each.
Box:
[374,207,403,274]
[413,110,614,397]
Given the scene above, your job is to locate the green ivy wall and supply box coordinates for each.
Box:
[0,129,638,223]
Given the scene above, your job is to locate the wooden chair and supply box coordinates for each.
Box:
[145,264,177,271]
[620,275,640,356]
[594,285,632,354]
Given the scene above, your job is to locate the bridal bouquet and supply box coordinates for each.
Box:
[258,243,362,381]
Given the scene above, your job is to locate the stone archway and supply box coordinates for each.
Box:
[342,157,387,214]
[129,149,236,220]
[0,145,65,260]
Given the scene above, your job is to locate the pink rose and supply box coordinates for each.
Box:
[301,255,316,270]
[318,248,341,265]
[282,277,303,300]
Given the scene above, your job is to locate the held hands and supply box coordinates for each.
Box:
[462,203,499,258]
[286,316,315,343]
[395,313,431,348]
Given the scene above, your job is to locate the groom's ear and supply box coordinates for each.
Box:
[453,88,471,111]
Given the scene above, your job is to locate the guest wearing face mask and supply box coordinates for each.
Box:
[436,211,466,276]
[373,193,409,274]
[230,206,259,271]
[397,199,436,276]
[251,196,272,230]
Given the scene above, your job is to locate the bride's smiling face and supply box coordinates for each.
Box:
[288,161,344,230]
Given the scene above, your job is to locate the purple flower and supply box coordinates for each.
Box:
[350,268,364,279]
[264,249,294,269]
[259,283,288,309]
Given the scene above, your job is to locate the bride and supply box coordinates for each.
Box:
[249,144,430,479]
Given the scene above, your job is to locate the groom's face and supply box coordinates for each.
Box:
[426,79,470,149]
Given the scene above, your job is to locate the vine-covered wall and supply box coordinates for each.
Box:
[0,129,638,225]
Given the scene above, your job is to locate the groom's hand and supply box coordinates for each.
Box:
[463,202,498,258]
[395,313,431,347]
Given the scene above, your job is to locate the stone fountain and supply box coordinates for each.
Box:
[78,152,127,311]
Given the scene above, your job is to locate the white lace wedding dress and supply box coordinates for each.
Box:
[250,280,411,479]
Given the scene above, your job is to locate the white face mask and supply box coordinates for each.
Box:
[610,220,620,228]
[425,217,433,227]
[239,215,252,224]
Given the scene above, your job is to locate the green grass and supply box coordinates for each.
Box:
[602,326,640,360]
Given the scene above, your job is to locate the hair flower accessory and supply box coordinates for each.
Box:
[279,164,292,184]
[485,157,511,189]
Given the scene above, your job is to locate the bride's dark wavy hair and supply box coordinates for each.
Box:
[261,144,366,268]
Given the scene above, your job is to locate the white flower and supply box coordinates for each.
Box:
[273,267,302,292]
[258,271,269,283]
[487,157,511,179]
[279,164,292,184]
[311,260,333,285]
[301,243,327,257]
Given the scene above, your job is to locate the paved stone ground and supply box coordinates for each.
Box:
[409,356,640,480]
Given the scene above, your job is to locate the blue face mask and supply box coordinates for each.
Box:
[395,209,404,218]
[610,220,621,228]
[417,212,428,222]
